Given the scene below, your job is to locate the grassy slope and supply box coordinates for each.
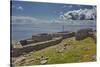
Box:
[16,37,96,66]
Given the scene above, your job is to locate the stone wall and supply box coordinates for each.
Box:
[32,33,52,42]
[75,28,94,40]
[62,32,75,39]
[12,32,75,57]
[75,28,96,43]
[19,32,75,46]
[51,32,75,39]
[12,37,62,57]
[20,39,36,46]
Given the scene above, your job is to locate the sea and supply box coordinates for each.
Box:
[11,20,96,41]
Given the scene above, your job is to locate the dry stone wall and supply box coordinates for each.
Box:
[11,32,77,57]
[12,37,62,57]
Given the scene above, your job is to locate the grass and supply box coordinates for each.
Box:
[15,37,96,66]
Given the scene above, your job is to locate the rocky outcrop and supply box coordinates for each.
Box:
[75,28,94,40]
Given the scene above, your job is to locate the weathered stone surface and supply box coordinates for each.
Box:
[75,28,93,40]
[26,39,36,44]
[12,37,62,57]
[84,47,91,51]
[51,32,75,39]
[20,40,27,46]
[32,33,52,42]
[57,48,64,53]
[65,45,74,49]
[40,60,48,64]
[91,54,96,60]
[39,56,48,60]
[14,56,25,64]
[19,39,37,46]
[39,56,48,64]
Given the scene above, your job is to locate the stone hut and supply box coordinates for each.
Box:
[75,28,94,40]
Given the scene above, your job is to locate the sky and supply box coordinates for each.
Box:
[11,0,96,22]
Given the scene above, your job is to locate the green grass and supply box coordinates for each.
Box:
[15,37,96,66]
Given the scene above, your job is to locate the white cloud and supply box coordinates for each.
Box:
[60,7,96,20]
[12,16,59,24]
[12,5,24,11]
[59,15,66,20]
[17,6,23,11]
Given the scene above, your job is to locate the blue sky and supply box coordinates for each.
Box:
[11,1,96,20]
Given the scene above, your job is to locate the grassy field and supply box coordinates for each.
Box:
[15,37,96,66]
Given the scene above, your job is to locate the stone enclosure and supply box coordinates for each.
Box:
[11,32,75,57]
[11,28,96,57]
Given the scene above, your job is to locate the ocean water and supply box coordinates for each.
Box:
[11,20,96,41]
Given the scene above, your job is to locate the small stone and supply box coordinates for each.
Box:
[26,58,35,63]
[14,57,25,64]
[40,60,48,64]
[65,45,74,49]
[84,47,91,51]
[91,55,96,60]
[84,55,89,58]
[57,48,64,53]
[63,46,66,49]
[38,56,49,64]
[92,55,96,58]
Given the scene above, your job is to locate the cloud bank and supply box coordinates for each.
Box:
[11,16,53,24]
[60,7,96,20]
[11,16,37,24]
